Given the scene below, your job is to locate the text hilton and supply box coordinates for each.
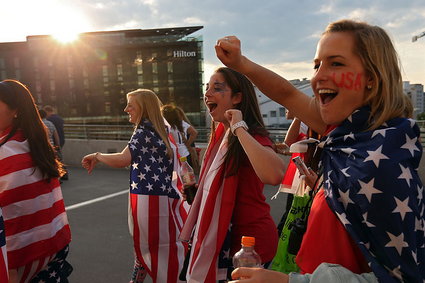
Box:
[173,51,196,57]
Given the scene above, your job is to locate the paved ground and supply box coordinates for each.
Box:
[61,166,287,282]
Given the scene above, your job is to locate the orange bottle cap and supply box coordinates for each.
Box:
[241,236,255,247]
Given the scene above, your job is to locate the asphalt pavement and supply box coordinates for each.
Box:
[60,166,288,282]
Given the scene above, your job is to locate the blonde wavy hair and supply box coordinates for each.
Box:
[127,89,172,157]
[324,19,412,130]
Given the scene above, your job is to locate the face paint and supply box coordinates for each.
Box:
[332,72,363,91]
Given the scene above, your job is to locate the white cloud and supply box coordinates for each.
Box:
[263,61,314,81]
[183,17,205,25]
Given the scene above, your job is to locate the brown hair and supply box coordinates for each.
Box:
[210,67,270,177]
[0,80,63,179]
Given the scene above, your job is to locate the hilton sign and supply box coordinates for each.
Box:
[173,50,196,58]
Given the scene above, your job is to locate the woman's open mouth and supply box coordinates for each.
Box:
[318,89,338,105]
[206,102,217,113]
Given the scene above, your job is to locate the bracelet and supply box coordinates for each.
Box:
[230,120,249,136]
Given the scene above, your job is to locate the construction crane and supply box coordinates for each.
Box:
[412,31,425,42]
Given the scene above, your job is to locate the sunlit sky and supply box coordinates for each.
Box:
[2,0,425,86]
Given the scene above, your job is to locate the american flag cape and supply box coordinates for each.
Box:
[128,119,189,283]
[0,209,8,281]
[180,123,238,282]
[321,106,424,282]
[0,128,71,270]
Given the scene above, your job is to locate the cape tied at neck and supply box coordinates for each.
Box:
[321,106,424,282]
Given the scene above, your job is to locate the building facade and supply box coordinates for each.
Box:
[257,79,313,127]
[403,81,425,118]
[0,26,206,125]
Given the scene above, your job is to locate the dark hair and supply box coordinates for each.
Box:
[0,80,63,179]
[161,104,184,133]
[39,109,47,119]
[43,105,54,113]
[212,67,270,177]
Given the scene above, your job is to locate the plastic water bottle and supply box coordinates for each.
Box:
[232,236,262,268]
[178,156,197,204]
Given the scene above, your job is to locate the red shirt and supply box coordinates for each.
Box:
[296,190,370,274]
[230,135,278,263]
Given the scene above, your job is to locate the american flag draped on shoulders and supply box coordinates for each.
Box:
[321,106,424,282]
[180,123,238,282]
[128,119,188,283]
[0,128,71,272]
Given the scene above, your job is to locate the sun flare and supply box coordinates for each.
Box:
[10,1,91,44]
[52,30,81,44]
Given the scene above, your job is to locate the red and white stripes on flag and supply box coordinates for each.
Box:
[180,123,238,282]
[129,131,189,283]
[0,129,71,270]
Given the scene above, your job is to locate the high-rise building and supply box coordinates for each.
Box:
[403,81,425,118]
[0,26,205,125]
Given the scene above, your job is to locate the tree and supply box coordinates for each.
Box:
[417,112,425,120]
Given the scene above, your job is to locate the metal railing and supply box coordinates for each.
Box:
[64,124,287,143]
[64,122,425,147]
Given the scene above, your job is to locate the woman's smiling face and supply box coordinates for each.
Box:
[124,95,141,124]
[204,72,240,127]
[311,31,370,125]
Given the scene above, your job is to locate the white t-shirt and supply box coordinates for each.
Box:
[169,125,190,158]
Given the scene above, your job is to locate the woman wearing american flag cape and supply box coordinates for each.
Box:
[179,67,286,282]
[217,20,424,283]
[0,80,72,282]
[82,89,188,283]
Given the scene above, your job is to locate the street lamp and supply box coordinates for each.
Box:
[412,31,425,42]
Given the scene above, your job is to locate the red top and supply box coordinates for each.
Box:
[230,135,278,263]
[296,190,370,274]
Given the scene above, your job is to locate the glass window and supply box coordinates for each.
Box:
[102,65,108,76]
[152,62,158,74]
[138,75,143,86]
[15,70,21,80]
[270,111,277,117]
[279,107,285,117]
[68,66,74,78]
[167,62,173,73]
[153,74,158,86]
[137,64,143,75]
[50,80,56,91]
[105,102,111,113]
[33,57,39,69]
[117,64,123,76]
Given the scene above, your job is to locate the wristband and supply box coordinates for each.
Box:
[230,120,249,136]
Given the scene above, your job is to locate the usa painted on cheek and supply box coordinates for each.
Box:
[331,72,363,91]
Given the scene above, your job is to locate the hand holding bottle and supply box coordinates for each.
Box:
[178,156,197,204]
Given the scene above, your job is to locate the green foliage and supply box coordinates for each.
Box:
[417,112,425,120]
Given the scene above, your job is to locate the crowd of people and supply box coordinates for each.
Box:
[0,18,423,283]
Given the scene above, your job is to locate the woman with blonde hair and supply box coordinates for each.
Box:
[82,89,188,283]
[217,19,424,282]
